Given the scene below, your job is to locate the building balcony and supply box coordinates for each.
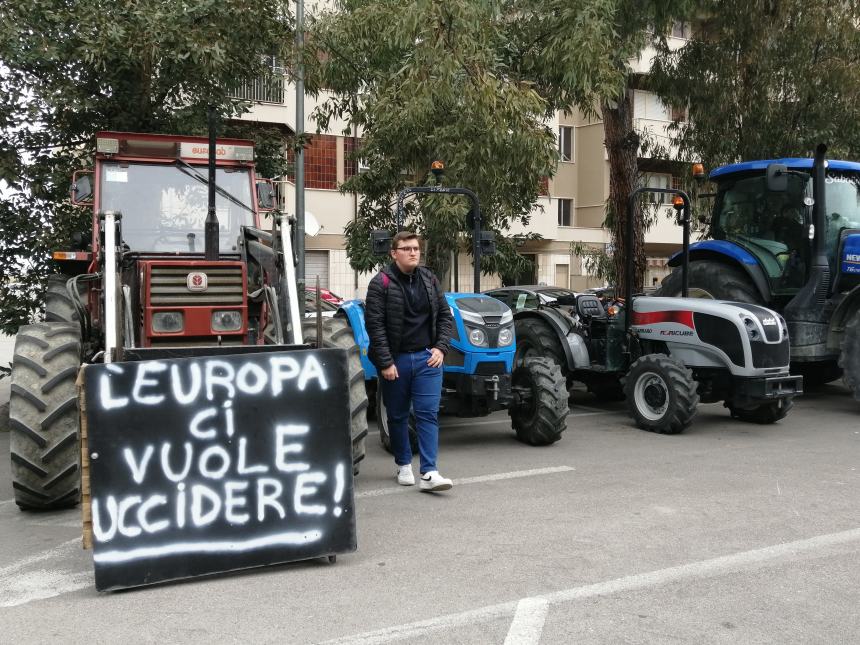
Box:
[231,74,287,104]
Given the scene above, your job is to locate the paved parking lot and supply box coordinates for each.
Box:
[0,385,858,644]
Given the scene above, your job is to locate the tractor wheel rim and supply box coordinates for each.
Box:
[634,371,669,420]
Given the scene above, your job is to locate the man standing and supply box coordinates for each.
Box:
[365,231,454,492]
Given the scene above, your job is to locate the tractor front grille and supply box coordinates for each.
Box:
[475,361,507,376]
[751,341,790,369]
[149,265,244,306]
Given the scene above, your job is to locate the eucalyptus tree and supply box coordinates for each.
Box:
[305,0,563,281]
[650,0,860,167]
[500,0,697,293]
[307,0,696,294]
[0,0,291,334]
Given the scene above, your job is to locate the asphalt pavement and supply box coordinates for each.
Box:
[0,384,858,644]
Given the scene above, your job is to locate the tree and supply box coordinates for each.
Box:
[0,0,292,335]
[499,0,696,295]
[304,0,567,282]
[306,1,695,295]
[649,1,860,166]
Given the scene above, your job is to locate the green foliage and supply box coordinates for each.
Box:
[650,0,860,166]
[305,1,696,292]
[0,0,292,334]
[306,0,560,278]
[572,241,616,286]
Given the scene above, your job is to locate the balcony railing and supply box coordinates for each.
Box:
[231,74,286,104]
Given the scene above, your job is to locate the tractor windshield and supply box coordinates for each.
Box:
[98,162,255,253]
[712,173,811,292]
[823,172,860,270]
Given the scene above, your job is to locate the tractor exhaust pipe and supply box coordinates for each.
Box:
[811,143,828,266]
[783,143,831,326]
[204,106,219,261]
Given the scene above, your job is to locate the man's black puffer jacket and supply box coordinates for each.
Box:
[365,264,454,370]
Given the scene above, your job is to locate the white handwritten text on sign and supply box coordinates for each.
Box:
[83,349,355,591]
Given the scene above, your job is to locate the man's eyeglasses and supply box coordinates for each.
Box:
[395,246,421,253]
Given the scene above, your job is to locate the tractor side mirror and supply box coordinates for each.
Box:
[71,171,93,205]
[371,229,392,255]
[256,179,276,211]
[479,230,496,256]
[767,163,788,192]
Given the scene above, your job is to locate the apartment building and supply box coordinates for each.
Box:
[232,28,691,299]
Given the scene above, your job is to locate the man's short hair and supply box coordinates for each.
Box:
[391,230,420,249]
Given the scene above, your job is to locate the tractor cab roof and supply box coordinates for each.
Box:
[711,158,860,179]
[95,131,256,164]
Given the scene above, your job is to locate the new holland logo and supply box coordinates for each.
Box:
[186,272,208,291]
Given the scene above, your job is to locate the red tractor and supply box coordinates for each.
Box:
[9,131,368,510]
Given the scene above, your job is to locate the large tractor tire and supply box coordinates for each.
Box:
[840,311,860,401]
[513,318,567,370]
[655,260,764,304]
[45,274,80,323]
[9,322,82,510]
[375,388,419,455]
[509,357,568,446]
[302,317,368,474]
[624,354,699,434]
[729,399,794,424]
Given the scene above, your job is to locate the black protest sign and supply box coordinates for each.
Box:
[83,348,356,591]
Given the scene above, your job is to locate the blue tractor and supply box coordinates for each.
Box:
[339,184,569,450]
[656,145,860,399]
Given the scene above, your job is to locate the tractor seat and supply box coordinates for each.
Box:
[576,294,607,320]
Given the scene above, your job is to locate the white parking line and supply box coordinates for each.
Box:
[1,568,93,608]
[0,538,81,578]
[356,466,575,498]
[320,526,860,645]
[0,537,94,608]
[504,597,549,645]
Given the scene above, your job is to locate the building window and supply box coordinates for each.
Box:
[633,90,671,122]
[643,173,671,203]
[559,126,573,162]
[558,198,573,227]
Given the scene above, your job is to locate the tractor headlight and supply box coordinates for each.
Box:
[740,315,760,341]
[212,310,243,332]
[152,311,184,333]
[498,326,514,346]
[467,326,488,347]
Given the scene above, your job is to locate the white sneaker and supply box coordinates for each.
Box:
[419,471,453,492]
[396,465,415,486]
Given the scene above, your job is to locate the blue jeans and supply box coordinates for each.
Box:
[380,349,443,474]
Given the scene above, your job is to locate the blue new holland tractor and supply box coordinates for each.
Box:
[339,184,569,450]
[656,145,860,399]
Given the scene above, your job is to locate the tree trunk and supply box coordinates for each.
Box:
[424,239,451,287]
[601,91,645,298]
